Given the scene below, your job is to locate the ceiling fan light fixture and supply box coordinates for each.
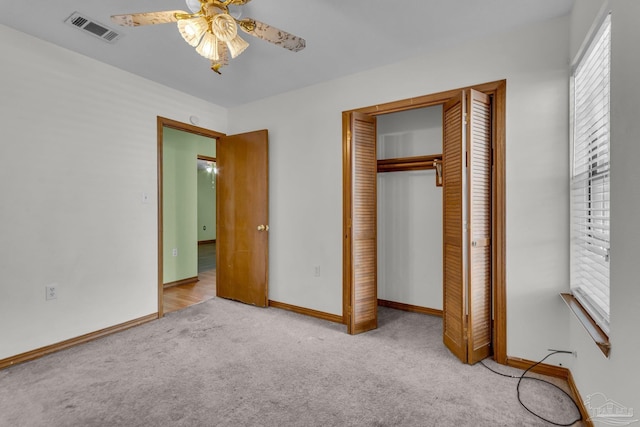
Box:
[177,17,208,47]
[111,1,306,74]
[196,31,220,61]
[226,35,249,58]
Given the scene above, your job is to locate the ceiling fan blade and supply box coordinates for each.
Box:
[237,19,305,52]
[111,10,188,27]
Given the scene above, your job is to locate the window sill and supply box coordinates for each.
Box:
[560,293,610,357]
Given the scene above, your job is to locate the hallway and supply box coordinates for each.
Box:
[163,242,216,313]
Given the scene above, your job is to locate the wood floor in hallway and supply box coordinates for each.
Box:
[163,270,216,314]
[163,242,216,314]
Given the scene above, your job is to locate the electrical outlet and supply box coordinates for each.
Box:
[313,266,321,277]
[45,285,58,301]
[172,248,178,257]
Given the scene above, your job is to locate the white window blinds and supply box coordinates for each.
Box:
[571,13,611,334]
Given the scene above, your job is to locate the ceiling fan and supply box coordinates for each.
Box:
[111,0,305,74]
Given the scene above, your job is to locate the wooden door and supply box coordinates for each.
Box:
[466,89,492,363]
[343,112,378,334]
[442,89,492,364]
[442,92,467,362]
[216,130,269,307]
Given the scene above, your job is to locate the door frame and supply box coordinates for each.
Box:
[157,116,225,317]
[196,155,217,248]
[342,80,506,364]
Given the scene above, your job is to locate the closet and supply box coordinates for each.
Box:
[376,106,444,316]
[342,81,506,365]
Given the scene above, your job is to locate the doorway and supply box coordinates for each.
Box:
[159,156,219,314]
[157,119,270,316]
[157,117,224,317]
[342,80,506,364]
[377,105,444,316]
[197,155,217,277]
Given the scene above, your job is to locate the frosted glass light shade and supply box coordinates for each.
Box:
[196,32,219,61]
[185,0,201,13]
[226,35,249,58]
[211,14,237,41]
[177,17,208,47]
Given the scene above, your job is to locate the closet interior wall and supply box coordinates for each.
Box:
[377,105,444,312]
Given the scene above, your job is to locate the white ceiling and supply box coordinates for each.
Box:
[0,0,574,108]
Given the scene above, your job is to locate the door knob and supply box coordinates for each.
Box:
[257,224,269,232]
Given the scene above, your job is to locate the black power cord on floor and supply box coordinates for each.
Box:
[479,351,583,426]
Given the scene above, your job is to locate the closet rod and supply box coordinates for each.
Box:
[377,154,442,173]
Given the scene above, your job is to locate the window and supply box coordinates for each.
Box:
[570,13,611,336]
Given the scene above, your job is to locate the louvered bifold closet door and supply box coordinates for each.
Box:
[466,89,492,364]
[349,112,378,334]
[442,92,466,362]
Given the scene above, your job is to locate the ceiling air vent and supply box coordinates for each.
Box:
[64,12,122,44]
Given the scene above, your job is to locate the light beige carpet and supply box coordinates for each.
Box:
[0,298,582,426]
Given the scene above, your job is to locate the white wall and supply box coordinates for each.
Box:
[567,0,640,417]
[228,15,571,361]
[377,107,443,309]
[3,4,636,412]
[0,25,227,360]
